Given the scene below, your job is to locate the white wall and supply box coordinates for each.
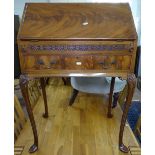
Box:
[14,0,49,19]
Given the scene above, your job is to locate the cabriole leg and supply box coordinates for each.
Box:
[19,75,38,153]
[119,74,136,153]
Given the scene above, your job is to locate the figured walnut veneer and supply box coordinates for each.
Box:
[17,3,137,153]
[18,3,136,40]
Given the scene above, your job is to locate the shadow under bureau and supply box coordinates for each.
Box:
[17,3,137,153]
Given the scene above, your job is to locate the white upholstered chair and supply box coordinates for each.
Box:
[69,77,126,108]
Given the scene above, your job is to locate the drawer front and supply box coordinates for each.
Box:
[19,40,134,73]
[23,54,131,71]
[64,55,93,70]
[23,55,62,70]
[93,55,131,70]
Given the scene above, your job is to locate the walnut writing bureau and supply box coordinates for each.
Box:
[17,3,137,153]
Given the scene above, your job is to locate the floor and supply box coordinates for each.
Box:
[15,78,140,155]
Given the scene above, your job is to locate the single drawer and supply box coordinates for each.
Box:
[93,55,131,70]
[64,55,93,70]
[23,55,62,70]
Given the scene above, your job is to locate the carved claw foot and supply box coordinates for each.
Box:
[29,144,38,153]
[42,113,48,118]
[119,143,129,153]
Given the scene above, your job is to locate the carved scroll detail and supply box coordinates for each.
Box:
[20,44,133,53]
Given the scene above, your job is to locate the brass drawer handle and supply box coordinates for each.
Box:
[50,60,57,65]
[98,62,111,69]
[98,62,105,65]
[37,59,44,65]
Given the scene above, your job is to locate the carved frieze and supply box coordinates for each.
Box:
[21,44,132,53]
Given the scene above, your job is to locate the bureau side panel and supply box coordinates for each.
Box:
[130,40,137,72]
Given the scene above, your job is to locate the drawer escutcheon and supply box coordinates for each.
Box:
[76,62,82,65]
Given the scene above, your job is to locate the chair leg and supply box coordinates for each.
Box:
[46,78,50,85]
[112,92,119,108]
[69,89,79,106]
[62,77,67,85]
[107,77,115,118]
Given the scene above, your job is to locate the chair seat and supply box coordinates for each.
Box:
[71,77,126,94]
